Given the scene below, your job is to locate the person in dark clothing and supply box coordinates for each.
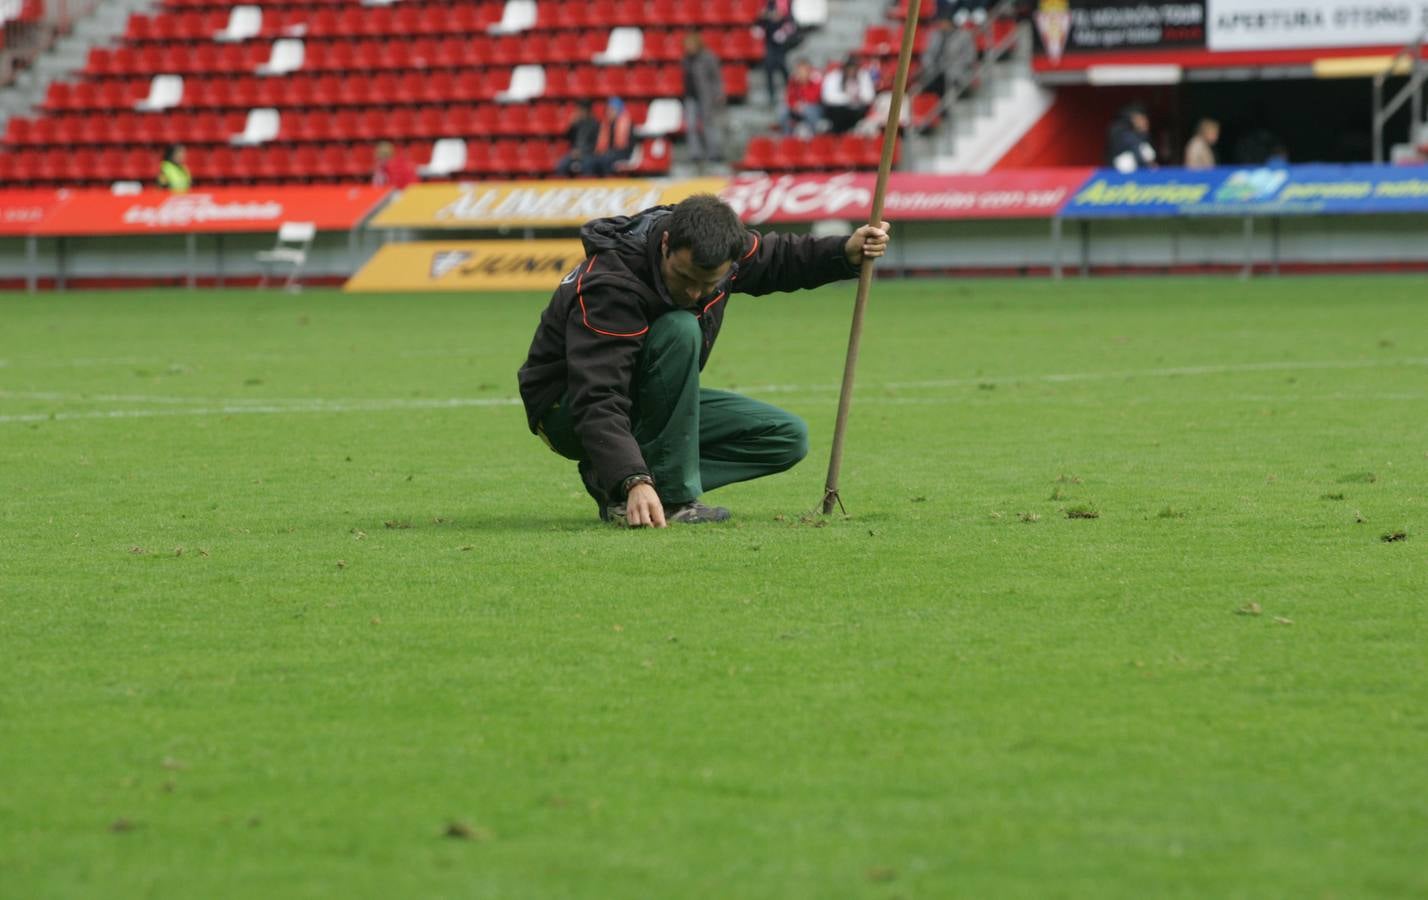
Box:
[1106,104,1156,172]
[682,33,727,168]
[756,0,799,106]
[554,100,601,176]
[518,195,891,528]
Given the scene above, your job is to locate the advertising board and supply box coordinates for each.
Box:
[344,240,586,292]
[1062,164,1428,216]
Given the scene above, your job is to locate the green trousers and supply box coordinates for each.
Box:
[539,310,809,505]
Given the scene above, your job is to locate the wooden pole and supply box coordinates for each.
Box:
[819,9,922,515]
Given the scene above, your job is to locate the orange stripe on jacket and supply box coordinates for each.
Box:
[577,257,650,338]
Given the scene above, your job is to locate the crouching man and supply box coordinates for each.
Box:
[518,194,890,527]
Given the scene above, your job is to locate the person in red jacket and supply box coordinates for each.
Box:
[372,141,417,188]
[518,195,891,528]
[782,57,823,135]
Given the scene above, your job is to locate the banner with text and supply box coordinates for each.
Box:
[1207,0,1428,50]
[373,179,727,229]
[0,190,66,236]
[1062,164,1428,217]
[345,240,586,292]
[27,186,391,236]
[719,170,1093,223]
[1033,0,1207,62]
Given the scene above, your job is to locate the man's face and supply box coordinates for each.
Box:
[1203,122,1220,144]
[660,235,732,308]
[1131,113,1150,134]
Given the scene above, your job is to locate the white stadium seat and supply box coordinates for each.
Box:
[134,75,183,112]
[419,138,469,177]
[636,98,683,137]
[215,5,262,42]
[256,39,305,76]
[496,65,546,103]
[488,0,536,35]
[792,0,828,27]
[231,108,281,146]
[594,28,644,65]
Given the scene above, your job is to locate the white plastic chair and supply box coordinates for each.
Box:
[215,5,262,42]
[792,0,828,26]
[495,65,545,103]
[418,138,468,177]
[594,27,643,65]
[488,0,536,34]
[230,108,281,145]
[635,98,682,137]
[256,222,315,291]
[613,139,666,174]
[134,75,183,112]
[256,39,305,76]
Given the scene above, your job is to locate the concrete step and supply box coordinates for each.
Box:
[0,0,158,119]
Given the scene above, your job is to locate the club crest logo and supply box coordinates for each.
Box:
[1035,0,1071,65]
[429,250,472,280]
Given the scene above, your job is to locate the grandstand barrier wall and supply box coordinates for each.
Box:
[4,165,1428,289]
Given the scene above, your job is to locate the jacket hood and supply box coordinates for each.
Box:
[579,205,672,263]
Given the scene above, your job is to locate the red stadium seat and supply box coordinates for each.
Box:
[4,117,33,145]
[803,133,838,169]
[739,134,776,171]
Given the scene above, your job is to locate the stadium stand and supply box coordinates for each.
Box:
[732,0,947,172]
[0,0,780,187]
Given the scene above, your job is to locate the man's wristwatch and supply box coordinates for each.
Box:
[621,474,655,496]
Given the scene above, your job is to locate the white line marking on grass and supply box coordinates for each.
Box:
[736,357,1428,395]
[0,397,523,425]
[0,390,370,406]
[4,357,1426,426]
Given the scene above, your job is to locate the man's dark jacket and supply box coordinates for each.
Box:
[517,205,857,497]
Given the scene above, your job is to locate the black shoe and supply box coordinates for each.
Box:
[664,501,731,524]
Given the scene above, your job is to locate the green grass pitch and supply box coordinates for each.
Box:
[2,276,1426,898]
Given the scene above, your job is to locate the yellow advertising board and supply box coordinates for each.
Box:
[345,240,587,293]
[372,178,729,229]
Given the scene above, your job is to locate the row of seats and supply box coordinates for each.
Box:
[0,137,670,185]
[45,65,749,110]
[738,134,897,173]
[88,28,762,77]
[859,19,1016,61]
[126,0,766,42]
[8,100,677,146]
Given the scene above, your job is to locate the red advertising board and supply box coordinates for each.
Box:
[719,170,1094,225]
[0,190,65,236]
[0,186,390,236]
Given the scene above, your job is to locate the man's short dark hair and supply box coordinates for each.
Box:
[665,195,746,269]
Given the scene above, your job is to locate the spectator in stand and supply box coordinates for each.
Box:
[1105,104,1156,172]
[590,97,635,176]
[682,32,727,170]
[157,144,191,193]
[1183,118,1219,169]
[820,59,876,134]
[782,58,823,136]
[373,141,418,188]
[756,0,799,107]
[919,14,974,97]
[555,100,602,177]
